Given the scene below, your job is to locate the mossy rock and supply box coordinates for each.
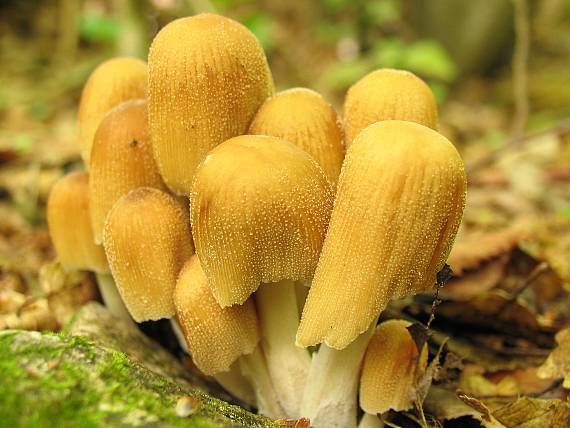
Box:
[0,330,278,428]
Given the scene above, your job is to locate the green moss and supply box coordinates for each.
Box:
[0,330,278,428]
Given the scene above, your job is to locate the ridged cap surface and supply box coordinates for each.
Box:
[90,99,167,244]
[191,135,334,307]
[47,171,108,273]
[249,88,345,187]
[174,255,259,375]
[360,320,426,414]
[344,69,437,148]
[297,121,466,349]
[149,13,274,194]
[78,57,147,165]
[103,188,194,322]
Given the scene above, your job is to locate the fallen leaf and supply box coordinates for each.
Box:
[538,327,570,388]
[486,397,570,428]
[423,387,482,422]
[448,229,522,275]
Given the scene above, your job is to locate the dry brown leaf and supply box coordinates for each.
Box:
[443,255,509,301]
[423,387,482,422]
[39,262,98,327]
[538,327,570,388]
[486,397,570,428]
[448,229,522,275]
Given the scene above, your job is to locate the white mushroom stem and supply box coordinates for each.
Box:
[256,280,311,418]
[240,346,286,418]
[95,273,133,324]
[300,319,378,428]
[169,318,189,353]
[358,413,385,428]
[212,362,256,407]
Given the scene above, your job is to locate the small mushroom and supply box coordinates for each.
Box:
[249,88,345,187]
[47,171,130,321]
[89,99,167,245]
[343,69,438,148]
[77,57,147,166]
[148,13,274,194]
[174,255,283,417]
[191,135,333,418]
[359,320,427,425]
[296,121,466,427]
[48,172,107,274]
[103,187,193,322]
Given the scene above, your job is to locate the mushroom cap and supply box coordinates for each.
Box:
[360,320,426,414]
[103,187,194,322]
[78,57,147,166]
[148,13,274,195]
[343,68,438,148]
[249,87,345,187]
[174,255,259,375]
[89,99,167,244]
[191,134,334,307]
[47,171,108,274]
[297,120,466,349]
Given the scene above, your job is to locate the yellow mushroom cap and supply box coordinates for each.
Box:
[343,68,438,148]
[89,99,167,245]
[148,13,274,195]
[77,57,147,166]
[297,121,466,349]
[103,187,194,322]
[249,88,345,187]
[47,171,108,274]
[360,320,426,414]
[174,255,259,375]
[191,135,334,307]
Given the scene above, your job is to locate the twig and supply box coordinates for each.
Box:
[466,118,570,174]
[511,0,530,139]
[427,264,453,329]
[496,261,549,316]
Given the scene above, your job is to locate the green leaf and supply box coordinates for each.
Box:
[79,13,119,44]
[404,39,458,82]
[243,13,274,51]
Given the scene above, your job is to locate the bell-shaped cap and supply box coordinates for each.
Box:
[297,121,466,349]
[148,13,274,195]
[89,99,166,244]
[191,135,334,307]
[343,69,438,148]
[103,188,194,322]
[174,255,260,375]
[47,171,108,273]
[78,57,147,165]
[360,320,427,414]
[249,88,345,187]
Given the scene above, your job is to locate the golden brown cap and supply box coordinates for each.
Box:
[47,171,108,274]
[89,99,167,244]
[343,69,438,148]
[103,187,194,322]
[191,135,334,307]
[174,255,260,375]
[360,320,426,414]
[77,57,147,165]
[148,13,274,195]
[249,88,345,187]
[297,121,466,349]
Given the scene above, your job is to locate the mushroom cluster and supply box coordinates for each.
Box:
[47,13,466,428]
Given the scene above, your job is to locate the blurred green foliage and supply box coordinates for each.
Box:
[243,12,275,51]
[79,13,119,44]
